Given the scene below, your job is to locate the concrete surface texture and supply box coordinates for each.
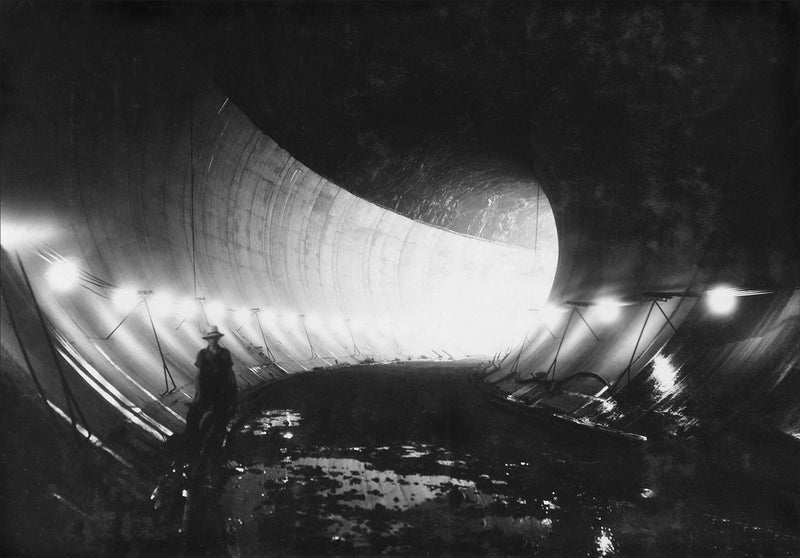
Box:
[1,68,558,450]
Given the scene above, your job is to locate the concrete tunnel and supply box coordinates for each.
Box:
[0,12,700,454]
[2,73,561,444]
[2,3,800,555]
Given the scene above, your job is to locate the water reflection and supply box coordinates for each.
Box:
[651,353,679,396]
[241,409,303,435]
[225,409,562,555]
[226,448,556,553]
[596,526,615,556]
[217,366,800,556]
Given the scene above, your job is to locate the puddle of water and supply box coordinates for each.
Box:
[221,410,598,555]
[241,409,303,436]
[216,368,800,556]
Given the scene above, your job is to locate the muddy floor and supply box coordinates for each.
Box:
[214,361,800,557]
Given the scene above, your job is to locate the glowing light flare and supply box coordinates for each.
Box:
[278,312,297,324]
[149,291,176,318]
[47,259,80,291]
[204,300,226,323]
[112,287,140,311]
[706,286,737,315]
[538,305,568,329]
[0,222,28,248]
[594,298,622,324]
[0,220,56,249]
[234,307,253,326]
[257,310,276,329]
[175,297,196,320]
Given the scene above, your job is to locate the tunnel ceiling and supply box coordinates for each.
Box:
[0,0,558,426]
[167,0,799,292]
[5,1,795,295]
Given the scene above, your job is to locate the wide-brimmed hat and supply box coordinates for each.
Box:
[202,325,224,339]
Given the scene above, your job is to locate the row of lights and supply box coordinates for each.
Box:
[109,287,377,331]
[43,256,741,339]
[43,258,383,332]
[534,287,738,325]
[39,260,528,340]
[0,218,757,324]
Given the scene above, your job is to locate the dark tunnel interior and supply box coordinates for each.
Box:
[1,2,799,556]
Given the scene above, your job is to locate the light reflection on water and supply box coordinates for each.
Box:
[217,367,800,557]
[224,408,561,555]
[651,352,679,396]
[241,409,303,435]
[596,526,616,556]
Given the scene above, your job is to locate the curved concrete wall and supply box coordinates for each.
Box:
[0,76,557,449]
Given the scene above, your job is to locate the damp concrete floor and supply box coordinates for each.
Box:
[182,361,800,557]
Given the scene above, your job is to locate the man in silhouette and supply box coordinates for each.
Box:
[184,325,238,451]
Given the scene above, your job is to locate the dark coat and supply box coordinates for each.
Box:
[193,346,238,410]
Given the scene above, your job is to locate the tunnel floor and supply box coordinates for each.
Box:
[143,362,800,557]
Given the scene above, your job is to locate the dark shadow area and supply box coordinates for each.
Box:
[174,1,800,290]
[221,362,800,557]
[0,373,159,557]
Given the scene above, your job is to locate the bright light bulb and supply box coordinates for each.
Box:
[112,287,140,311]
[706,286,737,315]
[47,260,80,291]
[595,298,622,323]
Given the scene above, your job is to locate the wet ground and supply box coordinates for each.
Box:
[214,361,800,557]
